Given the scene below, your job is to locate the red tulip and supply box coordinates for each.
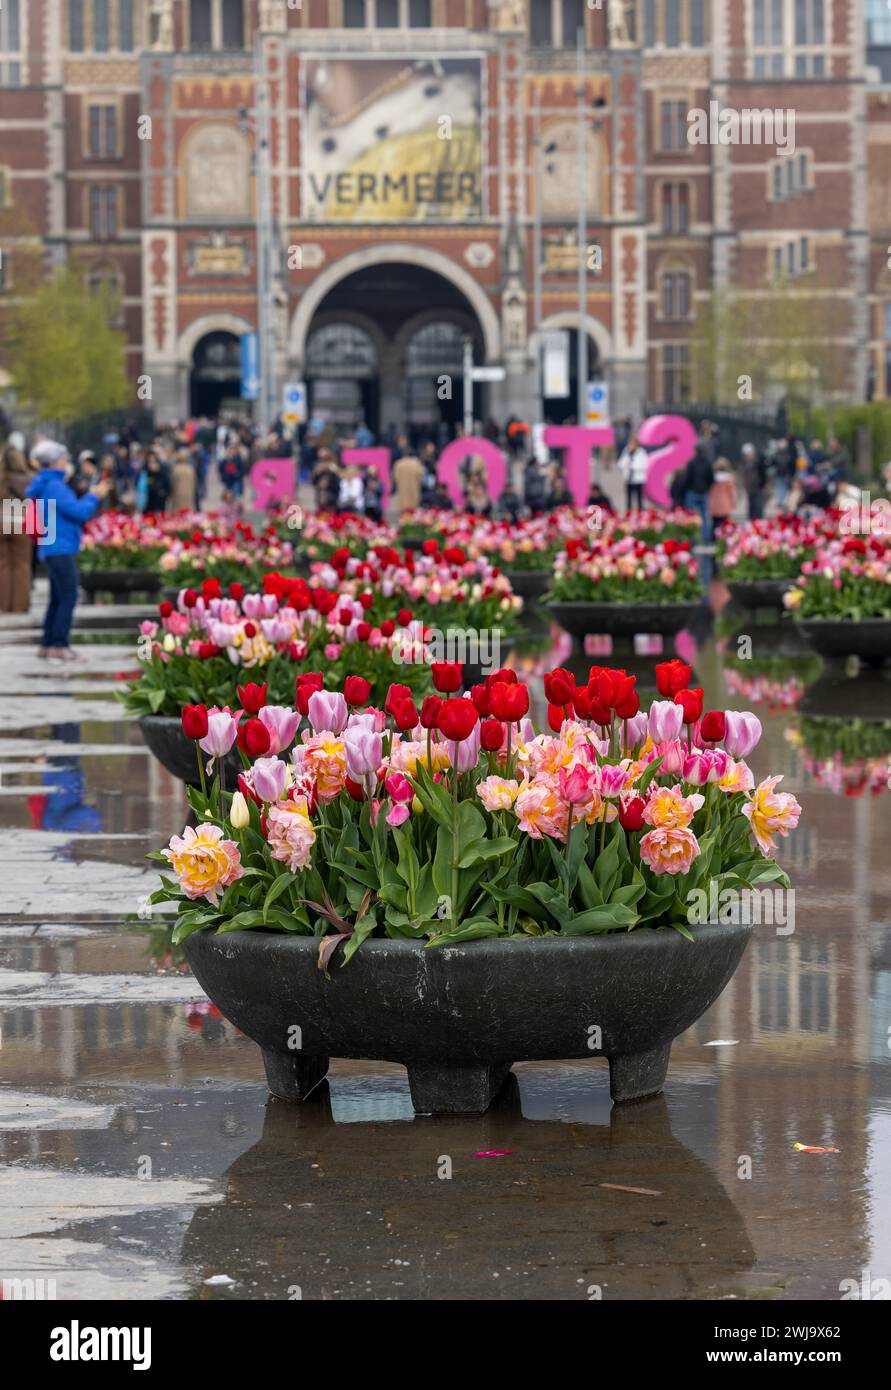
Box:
[700,710,726,743]
[573,684,610,726]
[397,608,413,627]
[485,667,517,689]
[420,695,442,730]
[202,577,222,601]
[229,582,245,601]
[385,683,413,716]
[470,683,491,717]
[391,696,420,732]
[614,687,640,720]
[380,619,395,638]
[344,675,372,707]
[547,702,565,733]
[543,668,575,706]
[655,659,692,697]
[159,600,173,619]
[238,718,271,757]
[480,718,504,752]
[488,681,529,723]
[237,682,267,715]
[183,588,199,609]
[618,795,646,832]
[437,698,479,743]
[674,687,704,724]
[181,704,208,740]
[356,622,371,641]
[295,672,324,715]
[431,661,463,693]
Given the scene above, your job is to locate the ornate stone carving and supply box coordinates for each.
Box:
[258,0,287,31]
[608,0,635,46]
[492,2,525,33]
[149,0,174,51]
[182,123,251,220]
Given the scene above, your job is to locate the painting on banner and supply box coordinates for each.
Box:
[301,56,483,223]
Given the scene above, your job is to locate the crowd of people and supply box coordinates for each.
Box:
[0,406,883,658]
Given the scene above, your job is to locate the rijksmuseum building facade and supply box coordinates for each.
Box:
[4,1,891,429]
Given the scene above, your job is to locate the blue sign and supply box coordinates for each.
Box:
[240,333,260,401]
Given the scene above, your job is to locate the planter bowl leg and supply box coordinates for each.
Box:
[407,1060,514,1115]
[262,1050,329,1102]
[608,1042,672,1103]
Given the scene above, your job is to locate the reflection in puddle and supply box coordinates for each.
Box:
[0,614,888,1300]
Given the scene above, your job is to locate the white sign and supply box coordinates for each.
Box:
[586,380,609,424]
[542,330,570,399]
[471,365,506,382]
[282,380,307,426]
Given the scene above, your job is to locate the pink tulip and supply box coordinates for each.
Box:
[199,709,239,758]
[386,802,411,827]
[648,699,684,743]
[385,772,414,803]
[558,763,597,804]
[343,726,383,781]
[655,739,685,776]
[307,689,348,736]
[682,750,711,786]
[624,711,648,749]
[598,764,628,799]
[454,723,481,772]
[251,756,288,802]
[723,711,762,759]
[258,705,300,754]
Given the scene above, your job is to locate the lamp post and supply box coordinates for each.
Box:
[575,24,588,427]
[252,32,276,435]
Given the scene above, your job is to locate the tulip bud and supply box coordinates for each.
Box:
[230,791,250,829]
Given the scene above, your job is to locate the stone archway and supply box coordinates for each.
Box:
[178,313,253,418]
[289,243,501,369]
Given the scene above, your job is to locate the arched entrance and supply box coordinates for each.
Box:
[542,330,604,425]
[305,321,379,432]
[302,262,485,441]
[537,313,612,427]
[189,330,242,416]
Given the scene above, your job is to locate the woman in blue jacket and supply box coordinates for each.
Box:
[26,441,110,661]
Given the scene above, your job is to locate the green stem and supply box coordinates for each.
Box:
[564,800,573,902]
[195,741,208,807]
[451,741,460,930]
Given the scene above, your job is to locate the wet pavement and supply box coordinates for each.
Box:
[1,590,890,1301]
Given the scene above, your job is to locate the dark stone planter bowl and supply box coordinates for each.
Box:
[80,567,161,597]
[184,922,752,1115]
[139,715,241,786]
[726,578,792,612]
[544,600,702,641]
[795,617,891,667]
[504,569,552,603]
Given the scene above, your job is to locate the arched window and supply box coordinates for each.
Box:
[190,0,243,50]
[221,0,243,49]
[307,324,378,378]
[660,181,690,234]
[657,258,694,320]
[405,322,466,376]
[530,0,586,47]
[641,0,706,48]
[190,0,212,48]
[118,0,134,50]
[93,0,109,51]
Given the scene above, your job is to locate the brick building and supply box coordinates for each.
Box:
[0,2,879,429]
